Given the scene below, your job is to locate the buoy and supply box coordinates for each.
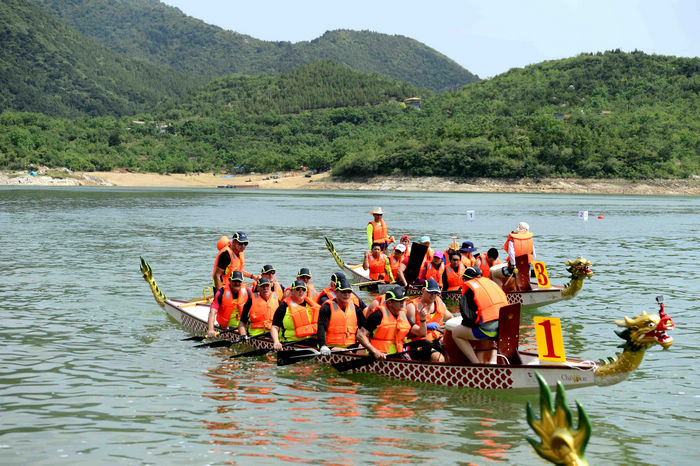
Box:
[598,215,605,219]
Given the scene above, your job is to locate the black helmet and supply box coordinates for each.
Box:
[462,266,481,279]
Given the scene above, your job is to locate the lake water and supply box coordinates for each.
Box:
[1,187,698,465]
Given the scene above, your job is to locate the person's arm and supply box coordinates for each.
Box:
[385,257,395,283]
[507,240,516,267]
[396,261,408,287]
[353,293,367,314]
[532,244,536,260]
[237,297,253,336]
[441,269,450,292]
[357,310,385,360]
[214,253,231,290]
[271,325,283,351]
[363,251,370,271]
[316,303,331,347]
[206,288,224,338]
[366,224,374,250]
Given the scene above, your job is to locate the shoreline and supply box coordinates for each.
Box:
[2,169,699,195]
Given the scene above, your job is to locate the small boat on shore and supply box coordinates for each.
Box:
[324,237,593,309]
[140,257,674,392]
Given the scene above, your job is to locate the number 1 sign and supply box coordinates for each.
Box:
[533,316,566,362]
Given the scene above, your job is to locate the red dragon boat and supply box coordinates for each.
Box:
[141,257,673,392]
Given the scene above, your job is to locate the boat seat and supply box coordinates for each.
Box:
[496,303,521,364]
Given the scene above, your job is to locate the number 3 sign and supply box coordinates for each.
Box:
[533,261,551,288]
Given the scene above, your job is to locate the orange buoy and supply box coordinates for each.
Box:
[597,215,605,219]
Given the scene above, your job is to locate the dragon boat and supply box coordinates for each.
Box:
[324,237,593,309]
[140,257,673,392]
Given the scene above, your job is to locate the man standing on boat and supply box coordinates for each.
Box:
[237,277,279,337]
[212,231,256,290]
[367,207,394,251]
[316,277,365,355]
[504,222,535,269]
[206,271,250,338]
[452,267,508,364]
[270,280,320,351]
[405,279,453,362]
[357,287,415,360]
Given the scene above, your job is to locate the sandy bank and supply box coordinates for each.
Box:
[2,169,698,195]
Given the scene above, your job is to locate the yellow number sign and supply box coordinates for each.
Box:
[533,316,566,362]
[533,261,551,288]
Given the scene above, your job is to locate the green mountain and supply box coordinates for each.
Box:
[0,0,200,117]
[34,0,477,91]
[1,50,697,179]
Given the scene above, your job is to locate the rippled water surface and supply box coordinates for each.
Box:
[1,187,698,464]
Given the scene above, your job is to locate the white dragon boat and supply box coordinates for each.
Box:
[140,257,674,392]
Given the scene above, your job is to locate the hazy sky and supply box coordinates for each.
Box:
[161,0,699,78]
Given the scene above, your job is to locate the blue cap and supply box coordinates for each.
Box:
[232,231,249,244]
[424,279,441,293]
[230,271,244,282]
[460,241,476,253]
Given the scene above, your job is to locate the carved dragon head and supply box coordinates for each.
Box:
[615,310,674,351]
[565,257,593,280]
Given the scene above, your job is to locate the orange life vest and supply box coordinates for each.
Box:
[366,295,385,318]
[368,252,388,281]
[388,255,402,281]
[212,246,233,286]
[504,232,534,263]
[422,262,444,288]
[281,297,319,340]
[370,306,411,353]
[216,287,249,328]
[368,219,389,243]
[461,253,476,268]
[463,277,508,324]
[306,283,319,300]
[445,263,465,291]
[479,254,501,278]
[326,300,358,347]
[409,296,447,342]
[248,291,279,330]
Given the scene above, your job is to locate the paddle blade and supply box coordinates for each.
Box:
[194,339,235,349]
[182,335,208,342]
[276,349,319,366]
[404,242,428,284]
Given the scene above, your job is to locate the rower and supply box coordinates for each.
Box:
[237,277,279,337]
[296,267,318,300]
[363,242,390,282]
[451,266,508,364]
[399,234,412,258]
[405,279,453,362]
[316,277,365,355]
[252,264,285,300]
[459,241,478,267]
[316,273,367,313]
[418,251,445,288]
[442,237,461,265]
[476,248,501,279]
[357,286,412,360]
[206,271,250,338]
[212,231,256,291]
[270,280,320,351]
[367,207,394,251]
[443,251,466,292]
[387,244,406,285]
[504,222,535,270]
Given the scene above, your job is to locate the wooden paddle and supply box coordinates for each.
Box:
[276,346,363,366]
[182,328,237,342]
[193,331,270,349]
[332,342,431,372]
[229,337,317,359]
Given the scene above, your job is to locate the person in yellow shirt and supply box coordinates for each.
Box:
[367,207,394,251]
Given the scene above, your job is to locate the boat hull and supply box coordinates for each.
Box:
[165,298,603,391]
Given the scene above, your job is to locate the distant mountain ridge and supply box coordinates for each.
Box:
[33,0,478,91]
[0,0,199,117]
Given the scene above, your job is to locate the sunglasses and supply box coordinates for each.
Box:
[293,287,306,292]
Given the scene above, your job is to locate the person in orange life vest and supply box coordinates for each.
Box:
[315,272,367,312]
[237,277,279,337]
[357,286,413,360]
[316,277,366,355]
[295,267,318,300]
[475,248,501,279]
[452,267,508,364]
[459,241,478,268]
[442,251,466,292]
[363,242,390,282]
[405,279,454,362]
[213,231,257,290]
[418,251,445,287]
[206,271,250,338]
[386,244,406,284]
[399,235,412,257]
[367,207,394,251]
[504,222,536,268]
[419,236,434,263]
[251,264,286,300]
[270,280,320,350]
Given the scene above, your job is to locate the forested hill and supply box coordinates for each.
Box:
[0,0,199,117]
[157,61,422,117]
[33,0,478,92]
